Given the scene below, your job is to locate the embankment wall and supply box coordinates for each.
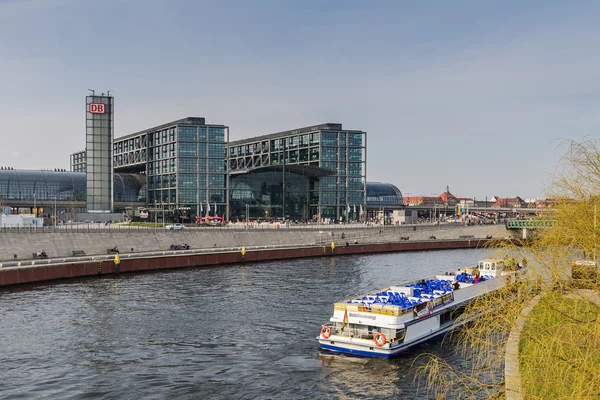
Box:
[0,224,508,261]
[0,238,499,288]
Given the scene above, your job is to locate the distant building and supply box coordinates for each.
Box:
[524,198,557,210]
[404,186,461,207]
[228,123,366,221]
[490,196,526,208]
[85,93,114,213]
[71,119,367,221]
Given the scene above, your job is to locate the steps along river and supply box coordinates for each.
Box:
[1,248,496,399]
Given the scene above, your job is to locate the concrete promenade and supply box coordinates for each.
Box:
[0,223,508,261]
[0,237,505,287]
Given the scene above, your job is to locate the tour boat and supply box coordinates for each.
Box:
[317,258,520,358]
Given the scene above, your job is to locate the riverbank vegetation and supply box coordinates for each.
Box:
[416,138,600,399]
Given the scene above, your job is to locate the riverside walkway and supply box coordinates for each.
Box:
[0,236,508,287]
[0,223,508,262]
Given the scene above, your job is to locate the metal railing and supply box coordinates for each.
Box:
[0,221,482,234]
[0,236,497,268]
[505,219,556,229]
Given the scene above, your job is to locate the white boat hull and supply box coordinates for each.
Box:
[317,265,513,358]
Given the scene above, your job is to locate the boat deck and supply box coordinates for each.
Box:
[335,273,493,316]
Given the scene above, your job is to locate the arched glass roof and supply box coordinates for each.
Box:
[366,182,403,206]
[0,169,145,202]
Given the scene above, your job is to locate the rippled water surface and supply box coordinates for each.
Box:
[1,248,494,399]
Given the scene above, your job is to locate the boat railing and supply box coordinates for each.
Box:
[334,302,409,316]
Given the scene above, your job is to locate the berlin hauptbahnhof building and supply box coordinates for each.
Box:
[0,95,404,223]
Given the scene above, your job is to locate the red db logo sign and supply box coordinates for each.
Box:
[88,103,106,114]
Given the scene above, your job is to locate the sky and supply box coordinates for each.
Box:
[2,0,600,200]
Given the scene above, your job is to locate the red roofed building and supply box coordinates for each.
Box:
[439,190,458,205]
[403,195,444,206]
[491,196,526,208]
[404,186,463,206]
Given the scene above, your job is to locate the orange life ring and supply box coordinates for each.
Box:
[373,332,386,347]
[321,326,332,339]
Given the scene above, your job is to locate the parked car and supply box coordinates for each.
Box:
[165,223,184,231]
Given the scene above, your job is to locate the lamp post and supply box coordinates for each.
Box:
[594,201,597,261]
[33,193,36,231]
[282,138,286,222]
[54,197,57,228]
[246,203,249,231]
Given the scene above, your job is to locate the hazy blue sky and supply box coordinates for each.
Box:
[2,0,599,199]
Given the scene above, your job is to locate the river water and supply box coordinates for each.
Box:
[1,248,494,399]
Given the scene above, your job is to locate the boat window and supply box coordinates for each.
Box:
[478,262,483,269]
[395,328,406,341]
[440,310,452,325]
[492,263,496,270]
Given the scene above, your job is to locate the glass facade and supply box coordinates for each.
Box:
[0,170,144,203]
[229,123,367,221]
[146,122,228,219]
[319,131,366,219]
[70,151,86,172]
[70,119,370,222]
[366,182,403,207]
[229,168,319,220]
[85,95,114,212]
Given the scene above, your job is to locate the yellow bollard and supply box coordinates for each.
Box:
[331,241,335,255]
[241,245,246,261]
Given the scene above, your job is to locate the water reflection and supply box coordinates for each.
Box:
[319,355,401,399]
[0,248,493,399]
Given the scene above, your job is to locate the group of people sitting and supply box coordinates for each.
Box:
[35,250,48,259]
[108,246,119,253]
[170,243,190,250]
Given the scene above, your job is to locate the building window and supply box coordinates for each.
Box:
[198,127,207,141]
[178,142,197,157]
[208,159,225,173]
[178,158,198,173]
[178,126,197,141]
[208,174,225,188]
[178,174,197,187]
[209,143,225,157]
[321,147,338,161]
[348,133,364,147]
[208,127,225,142]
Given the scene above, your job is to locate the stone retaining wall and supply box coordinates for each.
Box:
[0,224,508,261]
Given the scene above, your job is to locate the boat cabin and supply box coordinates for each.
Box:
[476,258,507,278]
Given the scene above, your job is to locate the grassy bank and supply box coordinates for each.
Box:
[520,290,600,399]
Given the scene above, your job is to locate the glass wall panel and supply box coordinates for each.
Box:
[208,174,225,188]
[178,126,197,141]
[229,170,316,221]
[198,127,207,141]
[208,143,225,157]
[348,133,364,147]
[321,147,338,160]
[208,127,225,142]
[178,174,197,187]
[321,131,338,146]
[178,142,197,157]
[178,158,198,173]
